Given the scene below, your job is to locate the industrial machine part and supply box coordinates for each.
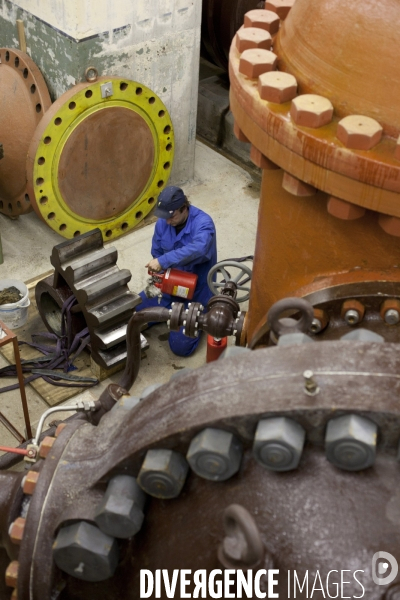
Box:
[0,48,51,218]
[1,297,400,598]
[228,0,400,344]
[147,268,198,300]
[26,73,174,242]
[207,259,252,303]
[36,229,141,369]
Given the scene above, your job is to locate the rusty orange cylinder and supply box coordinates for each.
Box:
[229,0,400,344]
[206,335,228,362]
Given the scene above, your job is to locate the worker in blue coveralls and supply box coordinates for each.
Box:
[137,185,217,356]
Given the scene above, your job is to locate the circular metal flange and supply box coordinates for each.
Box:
[27,77,174,241]
[0,48,51,217]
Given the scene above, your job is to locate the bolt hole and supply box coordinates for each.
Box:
[166,143,172,151]
[121,222,128,230]
[38,157,45,165]
[17,201,21,208]
[148,197,155,205]
[36,177,44,186]
[135,211,143,219]
[157,180,164,188]
[25,194,30,203]
[164,125,171,134]
[149,96,155,104]
[44,136,51,144]
[36,103,42,113]
[30,84,36,94]
[158,110,165,117]
[39,196,48,205]
[55,117,62,126]
[0,201,3,209]
[85,90,92,98]
[5,51,9,61]
[163,162,170,170]
[23,68,28,79]
[136,87,142,95]
[73,231,81,237]
[69,101,76,110]
[48,212,55,220]
[120,82,128,91]
[8,203,12,213]
[105,229,112,237]
[14,57,19,67]
[59,224,67,231]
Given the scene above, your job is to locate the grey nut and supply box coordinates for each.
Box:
[137,449,189,499]
[94,475,146,539]
[340,329,384,342]
[112,396,140,412]
[53,521,119,582]
[325,414,378,471]
[277,332,314,346]
[219,347,251,360]
[187,428,243,481]
[140,383,163,400]
[253,417,305,471]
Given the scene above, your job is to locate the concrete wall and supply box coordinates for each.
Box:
[0,0,201,184]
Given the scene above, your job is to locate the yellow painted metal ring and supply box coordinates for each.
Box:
[27,77,174,241]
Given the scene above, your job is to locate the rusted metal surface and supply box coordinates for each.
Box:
[229,0,400,339]
[57,107,155,221]
[0,48,51,217]
[1,338,400,598]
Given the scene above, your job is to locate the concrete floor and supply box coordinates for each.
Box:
[0,141,260,453]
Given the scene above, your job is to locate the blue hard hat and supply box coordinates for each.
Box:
[154,186,186,219]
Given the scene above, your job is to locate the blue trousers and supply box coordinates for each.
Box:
[136,292,201,357]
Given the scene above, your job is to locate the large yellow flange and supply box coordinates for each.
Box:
[27,76,174,241]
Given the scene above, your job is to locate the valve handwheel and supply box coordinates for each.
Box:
[207,260,252,303]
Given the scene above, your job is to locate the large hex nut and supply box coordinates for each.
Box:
[336,115,383,150]
[282,172,316,196]
[94,475,146,539]
[327,196,366,220]
[53,521,119,582]
[278,332,314,346]
[219,346,251,360]
[39,436,56,458]
[244,9,280,35]
[379,214,400,237]
[22,470,39,495]
[5,561,19,588]
[9,517,26,545]
[186,428,243,481]
[265,0,296,20]
[233,122,250,143]
[340,329,384,343]
[250,146,279,170]
[239,48,277,79]
[325,414,378,471]
[258,71,297,103]
[137,449,189,499]
[253,417,305,471]
[236,27,272,53]
[290,94,333,128]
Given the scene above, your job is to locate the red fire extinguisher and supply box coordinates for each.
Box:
[148,268,198,300]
